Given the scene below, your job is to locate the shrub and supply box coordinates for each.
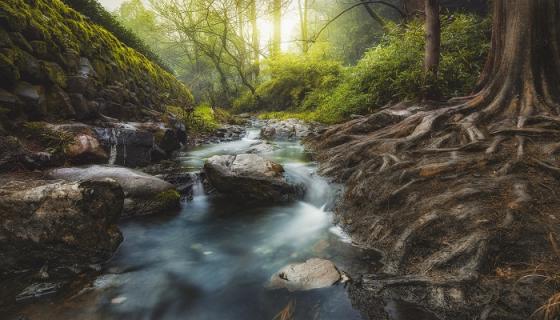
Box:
[233,53,343,113]
[250,14,490,124]
[167,104,230,133]
[315,14,491,123]
[62,0,171,72]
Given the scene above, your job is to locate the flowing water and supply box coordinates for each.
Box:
[5,125,438,320]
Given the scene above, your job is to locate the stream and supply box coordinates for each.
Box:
[6,124,437,320]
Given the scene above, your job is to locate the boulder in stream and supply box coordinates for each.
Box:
[268,258,342,291]
[204,154,303,203]
[260,119,320,140]
[0,178,124,273]
[49,165,180,217]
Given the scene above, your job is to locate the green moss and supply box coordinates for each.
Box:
[41,61,66,88]
[9,32,33,52]
[30,40,48,57]
[154,189,181,204]
[23,121,74,154]
[0,0,194,113]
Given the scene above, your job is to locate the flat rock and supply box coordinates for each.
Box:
[268,258,342,291]
[49,165,180,217]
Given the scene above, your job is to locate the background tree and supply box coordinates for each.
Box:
[423,0,440,98]
[272,0,282,56]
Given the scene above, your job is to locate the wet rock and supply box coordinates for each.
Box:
[247,141,276,154]
[142,162,201,200]
[268,258,342,291]
[260,119,320,141]
[215,125,246,141]
[49,165,180,217]
[114,128,154,167]
[157,128,182,154]
[0,178,124,273]
[204,154,303,202]
[65,134,108,165]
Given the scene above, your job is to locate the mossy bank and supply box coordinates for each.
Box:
[0,0,193,133]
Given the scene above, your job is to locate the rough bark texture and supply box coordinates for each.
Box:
[309,1,560,318]
[423,0,440,98]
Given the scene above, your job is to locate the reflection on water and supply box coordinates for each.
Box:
[4,126,437,320]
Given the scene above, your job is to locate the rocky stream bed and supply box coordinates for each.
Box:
[0,119,443,320]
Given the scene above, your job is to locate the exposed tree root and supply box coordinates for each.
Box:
[307,99,560,319]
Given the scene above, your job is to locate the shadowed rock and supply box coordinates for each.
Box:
[49,165,180,217]
[0,178,124,273]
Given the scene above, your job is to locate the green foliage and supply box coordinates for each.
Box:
[167,104,234,133]
[154,189,181,203]
[254,14,490,124]
[192,104,219,132]
[233,53,343,114]
[62,0,170,72]
[314,14,490,123]
[23,122,73,154]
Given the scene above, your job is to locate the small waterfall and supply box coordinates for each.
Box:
[191,173,205,197]
[108,128,118,165]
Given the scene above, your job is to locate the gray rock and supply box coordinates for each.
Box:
[0,178,124,273]
[268,258,342,291]
[204,154,303,202]
[247,142,276,154]
[49,165,180,217]
[260,119,320,140]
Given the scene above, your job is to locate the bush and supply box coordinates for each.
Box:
[233,53,343,113]
[62,0,171,72]
[167,104,237,133]
[314,14,491,123]
[249,14,490,124]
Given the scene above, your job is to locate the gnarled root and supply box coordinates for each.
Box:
[308,100,560,319]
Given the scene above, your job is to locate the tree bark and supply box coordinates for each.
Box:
[272,0,282,56]
[423,0,440,99]
[298,0,309,53]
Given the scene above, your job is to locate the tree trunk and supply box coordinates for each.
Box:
[298,0,309,53]
[423,0,440,99]
[249,0,259,78]
[360,0,387,31]
[272,0,282,56]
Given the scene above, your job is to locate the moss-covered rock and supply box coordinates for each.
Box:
[41,61,66,87]
[0,0,193,122]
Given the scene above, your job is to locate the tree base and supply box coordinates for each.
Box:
[308,101,560,319]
